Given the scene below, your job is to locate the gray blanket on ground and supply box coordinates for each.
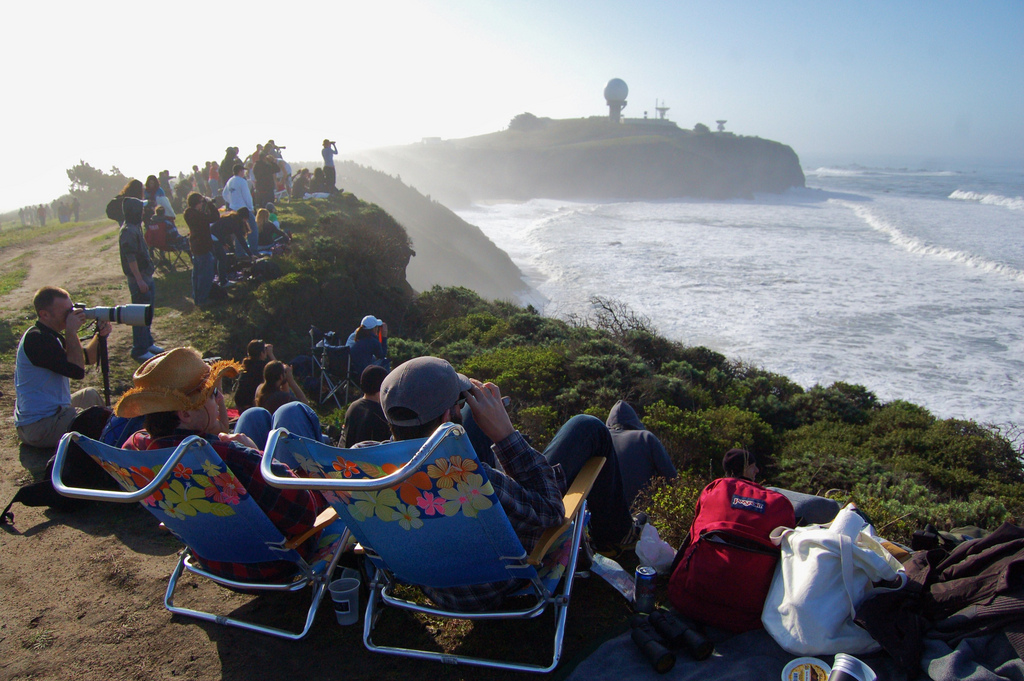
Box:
[566,628,903,681]
[566,628,1023,681]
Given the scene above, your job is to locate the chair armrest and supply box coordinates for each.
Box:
[527,457,605,566]
[52,433,203,503]
[284,507,340,550]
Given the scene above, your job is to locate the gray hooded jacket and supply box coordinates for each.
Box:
[606,401,677,503]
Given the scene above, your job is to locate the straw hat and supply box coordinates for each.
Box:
[114,347,241,418]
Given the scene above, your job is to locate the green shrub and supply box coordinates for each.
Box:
[635,472,709,548]
[644,401,714,472]
[460,345,568,401]
[698,405,774,462]
[516,405,561,448]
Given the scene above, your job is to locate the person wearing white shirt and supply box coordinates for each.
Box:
[221,163,258,253]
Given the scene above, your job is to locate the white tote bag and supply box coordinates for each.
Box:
[761,503,906,656]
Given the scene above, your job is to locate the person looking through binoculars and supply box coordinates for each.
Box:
[14,287,110,448]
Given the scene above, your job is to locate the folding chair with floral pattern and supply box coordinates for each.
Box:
[52,432,348,640]
[262,422,604,672]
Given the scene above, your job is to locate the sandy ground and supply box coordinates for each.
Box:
[0,221,627,680]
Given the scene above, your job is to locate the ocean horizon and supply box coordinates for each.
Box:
[456,157,1024,428]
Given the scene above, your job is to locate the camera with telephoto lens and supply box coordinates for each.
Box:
[73,303,153,327]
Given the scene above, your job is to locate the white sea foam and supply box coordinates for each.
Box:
[806,167,868,177]
[841,201,1024,283]
[457,167,1024,427]
[949,189,1024,211]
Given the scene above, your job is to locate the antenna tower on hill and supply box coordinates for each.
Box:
[656,100,670,120]
[716,120,727,132]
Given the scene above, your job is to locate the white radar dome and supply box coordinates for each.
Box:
[604,78,628,104]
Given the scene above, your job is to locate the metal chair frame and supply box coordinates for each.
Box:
[52,432,348,640]
[262,424,602,672]
[309,326,351,410]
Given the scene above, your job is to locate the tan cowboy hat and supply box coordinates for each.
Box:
[114,347,241,418]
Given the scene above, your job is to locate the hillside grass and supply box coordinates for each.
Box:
[161,192,1024,549]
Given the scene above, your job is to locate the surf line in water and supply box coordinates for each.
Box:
[835,200,1024,284]
[948,190,1024,212]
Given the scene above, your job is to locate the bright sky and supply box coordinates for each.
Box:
[2,0,1022,212]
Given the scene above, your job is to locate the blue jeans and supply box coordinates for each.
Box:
[235,402,324,450]
[460,409,631,546]
[126,274,156,355]
[191,252,215,305]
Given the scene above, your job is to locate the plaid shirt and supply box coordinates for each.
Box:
[131,430,327,583]
[421,431,566,612]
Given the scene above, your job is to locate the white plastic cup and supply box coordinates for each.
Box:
[328,577,361,626]
[827,654,877,681]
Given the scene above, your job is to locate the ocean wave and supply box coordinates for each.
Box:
[807,166,961,178]
[948,189,1024,211]
[841,201,1024,283]
[806,167,867,177]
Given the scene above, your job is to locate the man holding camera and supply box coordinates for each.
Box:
[14,286,111,448]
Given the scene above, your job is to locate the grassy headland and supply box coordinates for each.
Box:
[350,115,806,206]
[107,191,1022,548]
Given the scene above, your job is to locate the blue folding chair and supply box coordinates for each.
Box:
[51,432,348,640]
[262,422,604,672]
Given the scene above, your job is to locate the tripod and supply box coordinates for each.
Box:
[98,332,111,407]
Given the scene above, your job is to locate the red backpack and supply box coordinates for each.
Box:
[668,477,795,632]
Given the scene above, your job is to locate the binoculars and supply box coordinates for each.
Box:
[630,608,714,674]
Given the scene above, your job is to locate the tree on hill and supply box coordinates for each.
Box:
[509,112,548,132]
[693,122,711,134]
[66,161,128,220]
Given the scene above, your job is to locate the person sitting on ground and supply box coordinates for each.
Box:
[114,347,328,582]
[291,168,311,198]
[309,167,329,194]
[254,360,308,415]
[234,339,273,412]
[723,447,839,525]
[342,365,390,447]
[722,447,759,481]
[14,286,111,448]
[606,400,677,505]
[346,315,389,378]
[256,208,289,247]
[361,356,638,612]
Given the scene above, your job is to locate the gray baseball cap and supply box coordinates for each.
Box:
[380,356,472,426]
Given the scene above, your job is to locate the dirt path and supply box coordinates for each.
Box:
[0,222,625,680]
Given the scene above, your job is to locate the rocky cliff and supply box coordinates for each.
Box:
[333,161,528,301]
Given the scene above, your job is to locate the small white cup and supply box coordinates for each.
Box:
[328,577,361,626]
[827,653,877,681]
